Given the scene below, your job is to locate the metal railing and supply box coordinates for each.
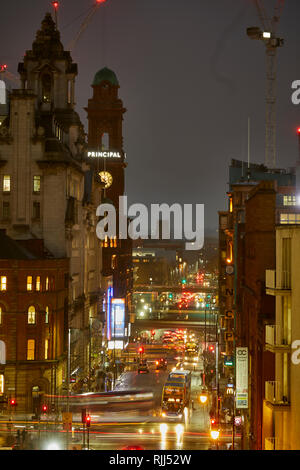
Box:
[265,380,289,404]
[265,324,289,347]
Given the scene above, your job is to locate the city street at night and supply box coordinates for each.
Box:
[0,0,300,456]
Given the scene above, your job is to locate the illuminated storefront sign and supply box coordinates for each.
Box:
[107,340,124,350]
[106,286,113,341]
[87,151,121,158]
[111,298,125,338]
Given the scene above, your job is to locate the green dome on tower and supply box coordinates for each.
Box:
[92,67,119,86]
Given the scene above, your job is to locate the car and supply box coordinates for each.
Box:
[155,358,167,370]
[138,361,149,373]
[122,445,144,450]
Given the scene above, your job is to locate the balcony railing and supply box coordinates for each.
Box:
[265,325,290,348]
[265,269,291,293]
[266,270,276,289]
[265,381,290,405]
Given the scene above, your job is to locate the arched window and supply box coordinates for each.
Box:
[0,80,6,105]
[41,73,51,103]
[101,132,109,150]
[28,306,36,325]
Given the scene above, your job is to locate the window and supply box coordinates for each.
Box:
[0,276,7,291]
[111,254,117,270]
[67,80,72,104]
[27,339,35,360]
[45,339,49,360]
[283,195,296,206]
[33,202,40,220]
[280,213,300,224]
[45,306,49,324]
[45,277,49,291]
[2,202,10,219]
[101,132,109,150]
[41,73,51,103]
[27,276,33,291]
[0,307,2,324]
[27,306,36,325]
[0,374,4,394]
[36,276,41,291]
[3,175,10,192]
[33,176,41,193]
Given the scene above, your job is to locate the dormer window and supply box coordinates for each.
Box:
[42,73,51,103]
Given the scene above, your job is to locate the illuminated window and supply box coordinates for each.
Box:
[111,255,117,270]
[27,306,36,325]
[45,306,49,324]
[36,276,41,291]
[33,176,41,193]
[45,277,49,291]
[0,276,7,291]
[229,196,233,213]
[0,374,4,394]
[283,195,296,206]
[2,202,10,219]
[27,339,35,360]
[3,175,10,192]
[280,213,300,224]
[45,339,49,360]
[0,307,2,324]
[27,276,33,291]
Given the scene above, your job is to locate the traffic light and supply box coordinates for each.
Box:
[9,399,17,407]
[138,346,144,354]
[209,345,215,353]
[42,404,48,413]
[86,415,91,428]
[182,279,186,285]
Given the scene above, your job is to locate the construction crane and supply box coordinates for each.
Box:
[63,0,108,52]
[247,0,285,168]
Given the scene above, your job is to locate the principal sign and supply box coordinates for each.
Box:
[87,151,121,158]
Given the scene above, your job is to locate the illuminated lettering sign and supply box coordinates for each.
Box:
[87,151,121,158]
[236,347,249,409]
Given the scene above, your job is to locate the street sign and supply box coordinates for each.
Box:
[236,347,248,409]
[224,355,234,366]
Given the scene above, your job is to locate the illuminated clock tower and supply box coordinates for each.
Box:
[85,67,127,209]
[86,67,132,311]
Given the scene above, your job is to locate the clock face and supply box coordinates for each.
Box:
[99,171,113,189]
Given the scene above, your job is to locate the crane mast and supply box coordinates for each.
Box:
[247,0,285,168]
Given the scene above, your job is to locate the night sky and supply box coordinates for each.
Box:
[1,0,300,233]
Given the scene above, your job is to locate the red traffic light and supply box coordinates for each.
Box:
[86,415,91,427]
[210,418,216,425]
[42,404,48,413]
[209,345,215,352]
[138,346,144,354]
[10,399,17,406]
[52,1,59,9]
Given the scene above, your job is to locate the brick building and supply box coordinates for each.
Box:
[0,230,68,413]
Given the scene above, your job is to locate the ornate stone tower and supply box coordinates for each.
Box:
[85,67,127,209]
